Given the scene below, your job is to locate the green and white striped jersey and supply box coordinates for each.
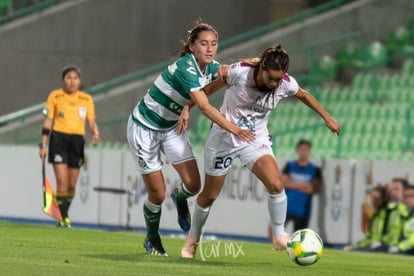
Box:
[131,53,220,130]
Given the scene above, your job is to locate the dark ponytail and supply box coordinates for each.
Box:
[240,44,289,72]
[247,44,290,108]
[260,44,289,72]
[178,18,218,57]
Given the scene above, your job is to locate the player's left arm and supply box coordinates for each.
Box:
[88,119,100,145]
[86,98,100,145]
[294,87,340,136]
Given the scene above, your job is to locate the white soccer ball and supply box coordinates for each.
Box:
[286,228,324,266]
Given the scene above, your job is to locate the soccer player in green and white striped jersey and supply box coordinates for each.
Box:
[127,20,254,256]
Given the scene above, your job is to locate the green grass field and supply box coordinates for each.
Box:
[0,221,412,276]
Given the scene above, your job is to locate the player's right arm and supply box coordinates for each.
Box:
[184,65,229,110]
[189,91,254,143]
[39,117,53,161]
[177,78,226,134]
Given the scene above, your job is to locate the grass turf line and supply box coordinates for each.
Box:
[0,221,412,276]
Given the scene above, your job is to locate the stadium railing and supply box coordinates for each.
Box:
[2,0,414,161]
[0,0,67,25]
[0,0,354,128]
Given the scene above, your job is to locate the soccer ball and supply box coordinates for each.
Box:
[286,228,324,266]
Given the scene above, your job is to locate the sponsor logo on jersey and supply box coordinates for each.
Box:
[239,92,249,100]
[59,111,64,118]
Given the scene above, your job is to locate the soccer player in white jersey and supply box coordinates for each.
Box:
[180,44,341,258]
[126,20,254,256]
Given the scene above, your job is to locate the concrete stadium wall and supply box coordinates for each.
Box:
[1,0,414,144]
[1,145,412,244]
[0,0,270,115]
[218,0,414,75]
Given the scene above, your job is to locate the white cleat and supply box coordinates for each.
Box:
[273,232,289,250]
[181,234,199,259]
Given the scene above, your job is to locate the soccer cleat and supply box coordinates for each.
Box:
[143,237,168,257]
[273,232,289,250]
[181,234,198,259]
[56,219,65,227]
[171,188,191,232]
[64,217,71,228]
[56,217,71,228]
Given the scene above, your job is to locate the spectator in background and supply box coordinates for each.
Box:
[389,184,414,255]
[282,139,322,231]
[344,185,389,251]
[381,178,408,250]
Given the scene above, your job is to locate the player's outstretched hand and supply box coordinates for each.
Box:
[177,105,190,135]
[325,116,340,136]
[235,128,255,143]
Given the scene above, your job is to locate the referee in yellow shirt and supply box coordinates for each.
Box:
[39,65,100,227]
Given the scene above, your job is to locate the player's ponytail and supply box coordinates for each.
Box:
[257,44,290,108]
[260,44,289,72]
[177,19,218,57]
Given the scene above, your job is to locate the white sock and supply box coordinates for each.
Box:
[189,203,211,239]
[175,182,195,200]
[144,198,161,213]
[268,190,287,237]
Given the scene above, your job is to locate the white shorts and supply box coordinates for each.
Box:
[127,116,195,174]
[204,129,275,176]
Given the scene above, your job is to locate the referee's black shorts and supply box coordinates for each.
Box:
[48,131,85,168]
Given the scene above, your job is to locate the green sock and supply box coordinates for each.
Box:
[143,198,161,241]
[175,182,194,200]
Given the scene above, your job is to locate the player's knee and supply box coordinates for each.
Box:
[198,191,219,207]
[267,178,284,194]
[180,171,201,194]
[183,179,201,194]
[206,191,220,205]
[148,190,165,205]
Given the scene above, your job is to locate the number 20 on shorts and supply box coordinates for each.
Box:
[214,157,233,169]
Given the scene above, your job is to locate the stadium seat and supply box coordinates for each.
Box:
[311,55,337,82]
[387,26,414,55]
[337,42,362,68]
[401,59,414,75]
[408,19,414,43]
[360,41,388,69]
[0,0,11,15]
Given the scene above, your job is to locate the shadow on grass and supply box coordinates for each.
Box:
[83,252,269,267]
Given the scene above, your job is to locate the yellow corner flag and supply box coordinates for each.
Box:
[42,162,62,220]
